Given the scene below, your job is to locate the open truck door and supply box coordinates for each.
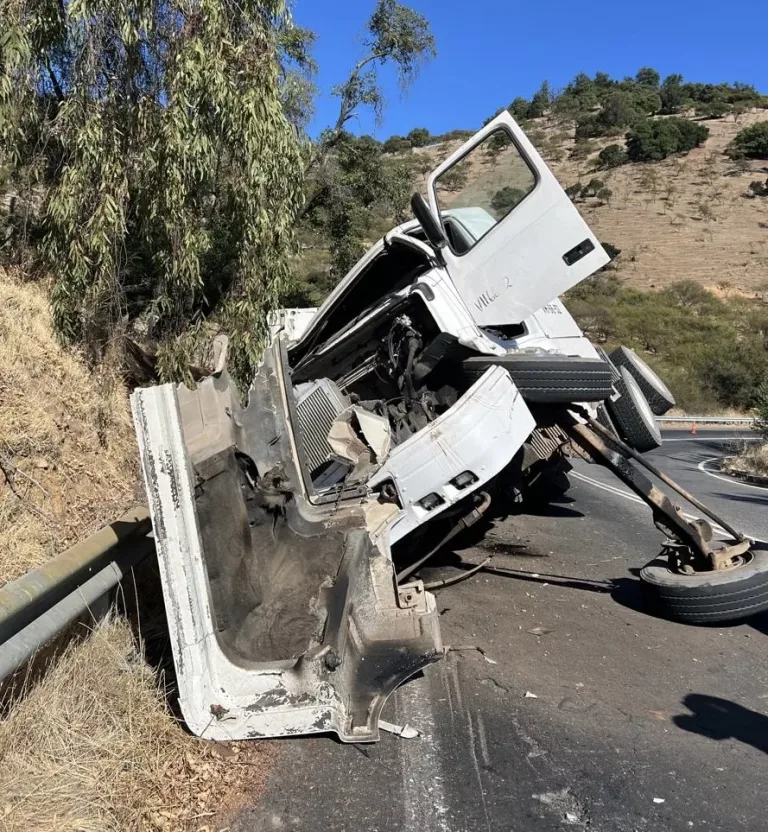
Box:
[426,111,610,325]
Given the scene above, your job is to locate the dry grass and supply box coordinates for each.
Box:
[0,617,275,831]
[723,442,768,477]
[545,110,768,295]
[0,268,139,582]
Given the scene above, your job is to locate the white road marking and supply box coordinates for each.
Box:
[572,469,764,543]
[697,457,768,494]
[570,470,644,505]
[397,676,452,832]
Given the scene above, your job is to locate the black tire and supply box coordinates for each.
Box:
[609,346,675,416]
[595,346,622,385]
[461,355,614,404]
[596,402,620,437]
[640,549,768,623]
[606,367,661,452]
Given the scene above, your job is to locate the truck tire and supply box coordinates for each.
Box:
[640,549,768,623]
[606,367,661,452]
[609,346,675,416]
[460,355,614,404]
[596,402,620,438]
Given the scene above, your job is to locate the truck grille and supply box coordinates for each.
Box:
[295,379,349,474]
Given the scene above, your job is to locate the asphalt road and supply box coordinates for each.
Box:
[235,430,768,832]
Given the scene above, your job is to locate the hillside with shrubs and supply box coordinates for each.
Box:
[286,69,768,414]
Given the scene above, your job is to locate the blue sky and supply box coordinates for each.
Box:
[294,0,768,139]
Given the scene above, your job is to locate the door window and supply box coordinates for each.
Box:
[434,128,537,255]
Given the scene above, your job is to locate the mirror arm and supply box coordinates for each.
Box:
[410,192,448,265]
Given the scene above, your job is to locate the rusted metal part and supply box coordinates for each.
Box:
[583,413,744,543]
[0,507,151,644]
[563,419,745,573]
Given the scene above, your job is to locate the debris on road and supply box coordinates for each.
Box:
[379,720,421,739]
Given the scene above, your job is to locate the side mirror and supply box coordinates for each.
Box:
[410,192,447,253]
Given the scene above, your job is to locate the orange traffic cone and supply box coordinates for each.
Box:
[691,421,697,435]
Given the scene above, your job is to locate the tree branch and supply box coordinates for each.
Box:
[44,57,65,102]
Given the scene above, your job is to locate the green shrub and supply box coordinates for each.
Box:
[407,127,431,147]
[565,183,583,201]
[490,186,527,215]
[626,118,709,162]
[382,136,412,154]
[597,144,628,168]
[570,141,595,160]
[696,100,731,119]
[728,123,768,159]
[596,187,613,204]
[581,177,606,197]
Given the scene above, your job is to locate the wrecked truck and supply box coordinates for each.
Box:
[131,112,767,743]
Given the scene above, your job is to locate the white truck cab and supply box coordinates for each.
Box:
[133,111,743,746]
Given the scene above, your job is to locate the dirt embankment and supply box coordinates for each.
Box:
[0,268,139,582]
[0,269,274,830]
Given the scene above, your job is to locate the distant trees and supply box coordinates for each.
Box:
[626,118,709,162]
[659,74,686,113]
[407,127,431,147]
[509,97,531,121]
[597,144,628,168]
[383,135,413,153]
[490,186,527,215]
[527,81,552,119]
[728,123,768,159]
[635,67,661,88]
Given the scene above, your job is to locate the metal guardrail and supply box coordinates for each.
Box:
[656,416,756,425]
[0,507,153,682]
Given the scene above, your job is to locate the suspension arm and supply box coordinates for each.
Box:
[561,418,749,572]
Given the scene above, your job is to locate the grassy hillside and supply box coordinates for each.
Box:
[0,268,139,582]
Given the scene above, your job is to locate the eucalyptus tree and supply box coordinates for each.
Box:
[1,0,304,383]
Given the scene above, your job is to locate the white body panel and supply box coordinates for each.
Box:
[371,366,535,542]
[512,299,600,360]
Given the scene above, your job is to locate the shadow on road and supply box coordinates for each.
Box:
[710,491,768,506]
[673,693,768,754]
